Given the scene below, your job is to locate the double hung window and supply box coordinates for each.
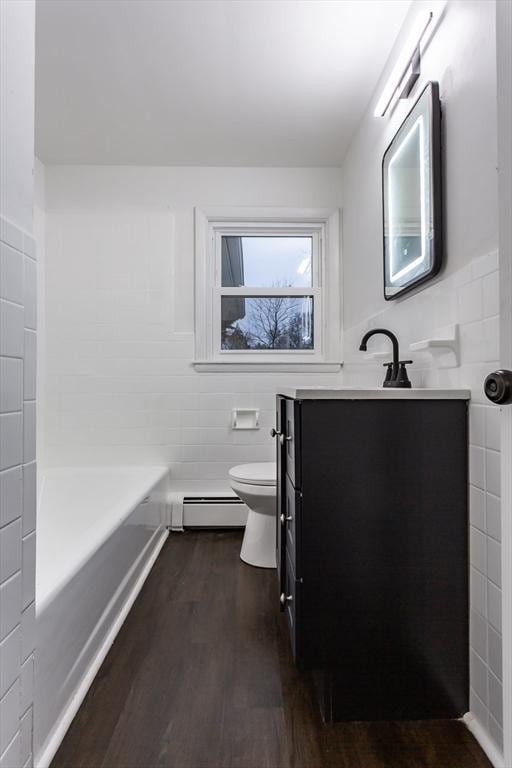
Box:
[195,208,341,370]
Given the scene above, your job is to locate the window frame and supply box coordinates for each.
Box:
[194,207,342,372]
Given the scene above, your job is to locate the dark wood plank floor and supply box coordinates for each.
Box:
[52,531,492,768]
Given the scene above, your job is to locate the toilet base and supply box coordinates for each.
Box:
[240,508,277,569]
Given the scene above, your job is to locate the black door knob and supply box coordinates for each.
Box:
[484,370,512,404]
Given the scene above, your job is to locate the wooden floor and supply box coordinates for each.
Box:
[52,531,492,768]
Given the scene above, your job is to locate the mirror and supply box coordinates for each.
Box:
[383,81,442,300]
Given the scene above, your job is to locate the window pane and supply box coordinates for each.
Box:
[221,236,312,288]
[221,296,314,350]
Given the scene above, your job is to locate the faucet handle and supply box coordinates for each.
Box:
[382,362,394,385]
[396,360,413,388]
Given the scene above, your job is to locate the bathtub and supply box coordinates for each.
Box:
[34,465,169,768]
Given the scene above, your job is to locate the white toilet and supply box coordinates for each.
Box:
[229,462,277,568]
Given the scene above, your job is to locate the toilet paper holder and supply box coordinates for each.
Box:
[232,409,260,430]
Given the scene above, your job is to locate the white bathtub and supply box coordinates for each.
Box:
[34,466,169,768]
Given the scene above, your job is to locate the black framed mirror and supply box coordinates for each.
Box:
[382,81,442,300]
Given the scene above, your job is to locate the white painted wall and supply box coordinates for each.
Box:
[40,166,343,488]
[340,0,502,758]
[0,1,37,766]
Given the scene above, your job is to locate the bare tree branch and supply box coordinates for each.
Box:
[221,285,313,351]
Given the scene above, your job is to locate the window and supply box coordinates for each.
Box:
[194,208,341,371]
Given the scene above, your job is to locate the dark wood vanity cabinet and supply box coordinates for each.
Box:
[276,393,469,722]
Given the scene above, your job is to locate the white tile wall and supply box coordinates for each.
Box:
[0,519,22,583]
[0,244,24,306]
[0,627,21,699]
[0,574,22,640]
[0,679,21,755]
[0,217,37,768]
[0,413,23,470]
[342,250,503,752]
[0,731,21,768]
[0,358,23,413]
[41,205,343,486]
[19,708,32,768]
[21,533,35,610]
[0,467,22,529]
[0,301,24,358]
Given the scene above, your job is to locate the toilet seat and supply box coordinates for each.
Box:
[228,462,276,487]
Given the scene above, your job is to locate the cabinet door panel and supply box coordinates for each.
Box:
[284,549,298,662]
[284,398,301,488]
[276,396,287,598]
[285,474,301,577]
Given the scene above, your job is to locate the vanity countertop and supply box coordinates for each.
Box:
[279,386,471,400]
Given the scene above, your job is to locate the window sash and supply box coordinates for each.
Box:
[214,229,321,290]
[210,227,323,358]
[213,289,321,356]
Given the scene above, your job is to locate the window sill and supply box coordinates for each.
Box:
[192,360,343,373]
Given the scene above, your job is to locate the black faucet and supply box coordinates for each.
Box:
[359,328,412,388]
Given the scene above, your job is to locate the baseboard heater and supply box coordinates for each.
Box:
[169,492,248,530]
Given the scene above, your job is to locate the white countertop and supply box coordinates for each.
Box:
[279,386,471,400]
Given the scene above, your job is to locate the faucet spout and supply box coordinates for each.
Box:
[359,328,400,385]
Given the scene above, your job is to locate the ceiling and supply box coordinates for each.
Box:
[35,0,411,167]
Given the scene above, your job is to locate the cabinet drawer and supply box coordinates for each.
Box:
[284,398,301,488]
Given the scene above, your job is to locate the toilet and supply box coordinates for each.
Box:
[229,462,277,568]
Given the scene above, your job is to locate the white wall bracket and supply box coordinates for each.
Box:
[409,324,460,368]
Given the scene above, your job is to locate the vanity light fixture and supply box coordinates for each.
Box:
[374,10,434,118]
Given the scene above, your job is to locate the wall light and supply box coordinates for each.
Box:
[388,115,427,284]
[374,10,435,118]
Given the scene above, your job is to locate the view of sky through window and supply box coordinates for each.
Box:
[221,236,312,288]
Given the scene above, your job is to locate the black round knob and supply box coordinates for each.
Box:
[484,370,512,404]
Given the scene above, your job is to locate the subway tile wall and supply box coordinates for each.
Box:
[342,250,503,752]
[41,209,343,485]
[0,217,37,768]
